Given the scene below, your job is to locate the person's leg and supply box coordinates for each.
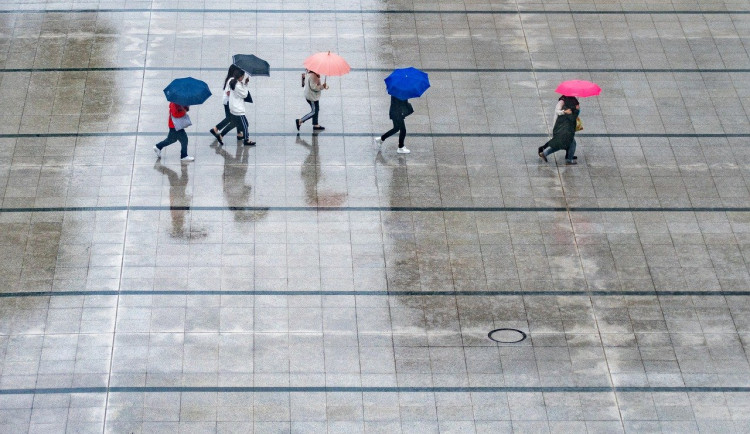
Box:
[156,128,178,149]
[239,115,254,145]
[566,139,577,162]
[312,101,319,125]
[176,129,189,158]
[543,147,558,157]
[300,100,316,124]
[218,105,235,136]
[397,119,406,147]
[381,119,400,141]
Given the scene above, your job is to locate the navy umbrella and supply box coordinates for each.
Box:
[163,77,212,106]
[232,54,271,77]
[384,67,430,100]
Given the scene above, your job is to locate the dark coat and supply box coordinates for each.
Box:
[389,96,413,120]
[544,108,578,151]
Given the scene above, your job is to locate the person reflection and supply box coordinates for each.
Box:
[296,133,347,206]
[214,144,267,221]
[153,162,191,237]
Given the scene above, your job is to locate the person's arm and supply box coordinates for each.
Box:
[555,100,565,116]
[308,74,322,91]
[234,80,249,98]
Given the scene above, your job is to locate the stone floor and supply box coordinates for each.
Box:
[2,0,750,432]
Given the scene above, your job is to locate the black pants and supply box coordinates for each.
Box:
[381,118,406,147]
[232,114,250,143]
[215,104,236,136]
[156,128,188,158]
[300,99,319,125]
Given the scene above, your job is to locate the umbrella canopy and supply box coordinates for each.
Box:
[555,80,601,98]
[163,77,212,106]
[232,54,270,76]
[384,67,430,100]
[303,51,351,76]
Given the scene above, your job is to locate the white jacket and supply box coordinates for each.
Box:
[229,78,249,115]
[304,72,323,102]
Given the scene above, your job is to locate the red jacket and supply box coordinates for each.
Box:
[168,103,188,129]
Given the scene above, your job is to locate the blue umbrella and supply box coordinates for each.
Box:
[163,77,212,106]
[384,67,430,100]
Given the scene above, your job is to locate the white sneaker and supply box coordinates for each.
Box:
[181,156,195,162]
[374,137,382,146]
[153,146,161,158]
[396,147,410,154]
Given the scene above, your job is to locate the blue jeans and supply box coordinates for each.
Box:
[156,128,188,158]
[543,139,576,162]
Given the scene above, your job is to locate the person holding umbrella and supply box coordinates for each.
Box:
[375,67,430,154]
[154,77,212,162]
[226,54,270,146]
[375,96,413,153]
[538,80,601,163]
[539,97,579,165]
[538,95,579,160]
[295,51,351,132]
[153,102,194,161]
[228,73,256,146]
[296,69,328,131]
[209,64,244,145]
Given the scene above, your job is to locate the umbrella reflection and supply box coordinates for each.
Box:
[296,133,347,206]
[153,162,207,239]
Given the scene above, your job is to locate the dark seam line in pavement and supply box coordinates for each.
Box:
[1,386,750,395]
[1,206,750,213]
[3,67,750,73]
[1,290,749,298]
[0,206,749,213]
[2,132,748,139]
[2,9,750,14]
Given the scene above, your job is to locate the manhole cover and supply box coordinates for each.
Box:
[488,328,527,343]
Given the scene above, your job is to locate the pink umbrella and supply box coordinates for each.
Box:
[303,51,351,76]
[555,80,601,97]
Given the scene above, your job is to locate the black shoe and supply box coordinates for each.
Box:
[539,151,548,162]
[565,160,577,165]
[295,119,301,131]
[209,129,223,145]
[313,125,325,131]
[538,146,545,154]
[244,140,256,146]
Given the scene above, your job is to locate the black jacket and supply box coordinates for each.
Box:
[544,108,579,151]
[389,96,413,120]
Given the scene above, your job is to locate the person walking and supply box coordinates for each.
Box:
[228,72,256,146]
[209,65,245,145]
[295,69,328,131]
[539,97,579,165]
[539,95,579,160]
[374,95,414,154]
[153,101,194,162]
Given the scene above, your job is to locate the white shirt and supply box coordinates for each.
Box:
[222,81,231,105]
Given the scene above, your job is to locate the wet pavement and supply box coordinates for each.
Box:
[2,0,750,432]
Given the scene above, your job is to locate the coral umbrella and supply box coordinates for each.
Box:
[555,80,601,98]
[303,51,351,76]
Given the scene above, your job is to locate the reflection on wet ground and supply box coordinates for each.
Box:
[1,1,750,431]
